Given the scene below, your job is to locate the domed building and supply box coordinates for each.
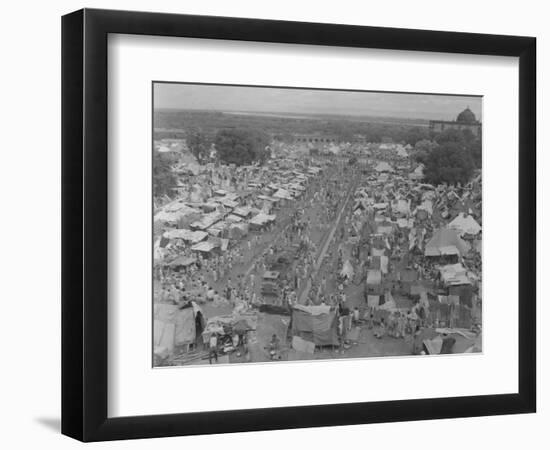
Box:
[456,107,477,124]
[429,107,482,137]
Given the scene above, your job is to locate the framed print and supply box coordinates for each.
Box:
[61,8,536,442]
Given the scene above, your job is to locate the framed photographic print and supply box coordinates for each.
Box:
[61,8,536,442]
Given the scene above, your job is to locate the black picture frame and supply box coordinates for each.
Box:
[61,8,536,442]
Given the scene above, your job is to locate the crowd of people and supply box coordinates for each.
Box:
[153,138,482,364]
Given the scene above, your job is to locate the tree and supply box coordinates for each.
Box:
[214,128,270,166]
[403,126,430,146]
[434,128,467,145]
[153,151,177,198]
[434,128,482,169]
[423,142,475,185]
[186,129,210,164]
[412,139,438,165]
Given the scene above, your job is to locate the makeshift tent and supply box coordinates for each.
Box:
[153,302,206,357]
[366,270,383,295]
[396,145,408,158]
[396,218,414,229]
[190,212,223,230]
[340,260,354,279]
[438,260,470,281]
[232,206,252,218]
[273,188,293,200]
[162,229,208,243]
[291,306,338,347]
[292,336,315,354]
[191,241,218,253]
[218,198,239,208]
[225,214,243,223]
[392,199,410,216]
[424,228,470,257]
[249,213,276,227]
[448,213,482,237]
[409,164,425,180]
[374,162,395,173]
[229,223,249,239]
[416,199,433,216]
[168,256,197,268]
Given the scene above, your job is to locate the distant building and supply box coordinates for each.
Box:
[294,133,342,144]
[429,107,482,138]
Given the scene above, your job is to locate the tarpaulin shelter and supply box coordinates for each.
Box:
[438,263,473,306]
[153,302,206,358]
[448,213,482,237]
[273,188,293,200]
[249,213,276,229]
[291,306,338,347]
[409,164,425,180]
[424,228,470,257]
[366,270,383,295]
[392,199,410,216]
[168,256,197,268]
[190,211,223,231]
[232,206,252,218]
[340,260,354,279]
[229,223,249,239]
[190,241,218,254]
[374,162,395,173]
[162,229,208,243]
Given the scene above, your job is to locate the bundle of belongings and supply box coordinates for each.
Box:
[201,312,258,352]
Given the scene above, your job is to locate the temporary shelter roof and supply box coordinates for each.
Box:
[249,213,276,226]
[340,260,355,278]
[218,198,239,208]
[438,263,471,286]
[273,188,293,200]
[396,145,408,158]
[162,201,199,214]
[169,256,197,267]
[233,207,252,217]
[417,199,433,215]
[291,308,338,346]
[374,162,395,173]
[225,214,243,223]
[293,304,332,316]
[424,228,470,257]
[448,213,482,236]
[154,210,182,224]
[190,212,223,230]
[191,241,218,253]
[366,270,382,285]
[393,199,410,215]
[162,229,208,243]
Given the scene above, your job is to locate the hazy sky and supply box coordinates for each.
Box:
[154,83,482,122]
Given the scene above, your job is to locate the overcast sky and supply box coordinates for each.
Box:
[154,83,482,122]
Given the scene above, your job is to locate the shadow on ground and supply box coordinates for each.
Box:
[35,417,61,433]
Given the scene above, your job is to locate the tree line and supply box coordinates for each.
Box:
[412,128,481,185]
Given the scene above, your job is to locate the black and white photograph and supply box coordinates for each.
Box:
[152,83,483,367]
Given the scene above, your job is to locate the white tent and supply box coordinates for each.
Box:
[396,145,408,158]
[340,260,354,279]
[424,228,470,257]
[162,229,208,243]
[392,199,410,215]
[448,213,482,236]
[249,213,276,226]
[273,188,293,200]
[374,162,395,173]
